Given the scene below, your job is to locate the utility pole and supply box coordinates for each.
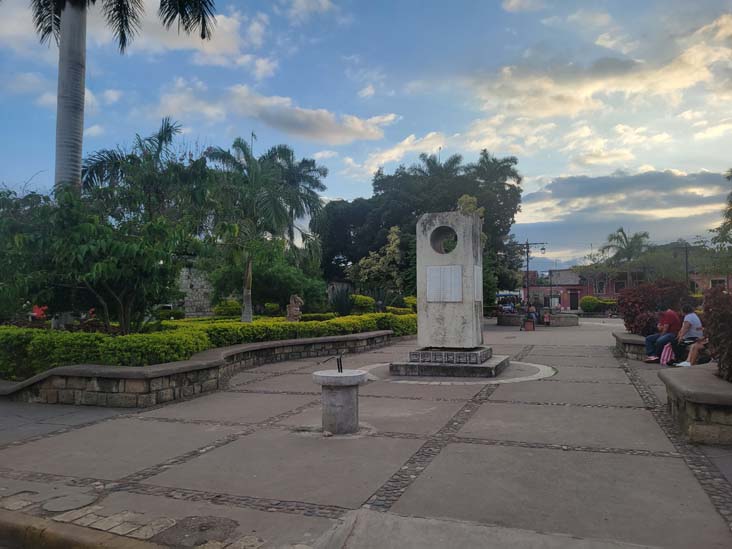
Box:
[685,242,689,291]
[524,240,547,305]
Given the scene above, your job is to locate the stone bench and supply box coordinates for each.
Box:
[0,331,393,409]
[613,331,646,360]
[659,365,732,444]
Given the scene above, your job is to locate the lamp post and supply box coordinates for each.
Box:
[524,240,547,306]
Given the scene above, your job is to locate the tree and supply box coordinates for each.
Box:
[348,226,404,294]
[206,138,325,321]
[600,227,650,264]
[12,0,218,189]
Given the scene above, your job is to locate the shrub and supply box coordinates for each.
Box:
[351,294,376,314]
[263,302,281,316]
[98,330,210,366]
[580,296,600,312]
[154,308,185,321]
[703,286,732,382]
[618,279,689,335]
[403,296,417,311]
[213,299,241,317]
[385,306,413,315]
[300,313,337,322]
[0,327,38,380]
[329,287,353,316]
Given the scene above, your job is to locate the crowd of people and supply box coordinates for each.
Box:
[644,303,710,367]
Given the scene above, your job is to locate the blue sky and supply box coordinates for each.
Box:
[1,0,732,266]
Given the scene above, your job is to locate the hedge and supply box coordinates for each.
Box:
[0,313,416,380]
[351,294,376,313]
[385,306,413,315]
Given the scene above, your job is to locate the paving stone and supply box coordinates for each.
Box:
[524,354,621,368]
[360,380,483,400]
[74,513,104,527]
[393,443,732,549]
[52,504,104,523]
[42,493,98,512]
[140,392,315,424]
[89,510,144,531]
[545,366,630,383]
[228,373,267,387]
[280,396,464,435]
[490,379,645,407]
[459,402,675,451]
[147,428,423,508]
[128,517,177,540]
[0,419,240,479]
[109,521,145,535]
[240,374,321,394]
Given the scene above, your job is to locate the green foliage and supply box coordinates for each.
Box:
[300,313,337,321]
[264,303,281,316]
[703,286,732,382]
[348,226,404,293]
[0,314,417,380]
[213,299,241,317]
[580,296,600,312]
[618,280,689,335]
[154,309,185,321]
[313,151,522,286]
[351,294,376,314]
[329,287,353,316]
[385,306,413,315]
[403,296,417,311]
[600,227,650,264]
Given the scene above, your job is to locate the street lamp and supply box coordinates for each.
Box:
[524,240,548,306]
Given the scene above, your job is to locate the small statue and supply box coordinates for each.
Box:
[286,294,304,322]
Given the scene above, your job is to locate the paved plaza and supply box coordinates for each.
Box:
[1,319,732,548]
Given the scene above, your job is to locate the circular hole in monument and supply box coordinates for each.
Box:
[430,226,458,254]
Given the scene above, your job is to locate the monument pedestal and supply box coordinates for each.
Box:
[390,346,510,378]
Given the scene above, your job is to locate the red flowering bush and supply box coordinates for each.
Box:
[703,286,732,382]
[617,279,688,335]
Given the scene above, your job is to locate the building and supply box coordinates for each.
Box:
[522,268,730,311]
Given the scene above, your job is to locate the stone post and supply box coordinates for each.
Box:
[312,370,367,434]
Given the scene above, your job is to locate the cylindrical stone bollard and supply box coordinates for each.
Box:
[312,370,368,435]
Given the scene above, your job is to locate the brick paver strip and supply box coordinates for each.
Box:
[364,384,499,511]
[620,358,732,532]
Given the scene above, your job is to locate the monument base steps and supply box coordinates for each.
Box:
[390,354,510,378]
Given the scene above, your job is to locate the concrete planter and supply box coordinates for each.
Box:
[613,332,646,360]
[659,365,732,444]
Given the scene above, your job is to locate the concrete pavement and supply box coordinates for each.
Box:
[0,318,731,547]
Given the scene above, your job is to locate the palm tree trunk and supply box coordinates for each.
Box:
[54,1,87,191]
[241,257,253,322]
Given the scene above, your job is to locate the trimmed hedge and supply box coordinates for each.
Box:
[351,294,376,314]
[0,313,416,380]
[213,299,241,317]
[301,313,338,322]
[385,306,413,315]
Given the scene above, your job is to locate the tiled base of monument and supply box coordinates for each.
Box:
[390,346,510,377]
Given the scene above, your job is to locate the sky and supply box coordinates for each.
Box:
[1,0,732,268]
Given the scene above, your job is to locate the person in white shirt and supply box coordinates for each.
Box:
[674,304,704,366]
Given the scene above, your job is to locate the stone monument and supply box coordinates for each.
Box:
[286,294,304,322]
[390,211,509,377]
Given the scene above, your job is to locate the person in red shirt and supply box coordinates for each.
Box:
[644,308,682,362]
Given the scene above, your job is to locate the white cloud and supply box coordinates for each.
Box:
[4,72,46,93]
[694,119,732,140]
[679,109,705,121]
[595,32,640,55]
[313,150,338,160]
[468,14,732,120]
[156,78,226,122]
[463,115,556,155]
[568,10,613,28]
[228,84,398,144]
[102,89,123,104]
[358,84,375,98]
[253,57,278,80]
[84,124,105,137]
[341,132,446,178]
[36,92,56,108]
[284,0,336,23]
[501,0,545,13]
[613,124,672,146]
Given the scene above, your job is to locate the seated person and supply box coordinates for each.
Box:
[671,304,704,361]
[644,308,681,363]
[677,336,712,367]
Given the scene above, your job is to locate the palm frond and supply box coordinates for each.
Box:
[101,0,143,52]
[82,147,130,190]
[31,0,61,45]
[158,0,216,40]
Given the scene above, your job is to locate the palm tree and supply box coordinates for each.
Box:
[7,0,217,190]
[600,227,650,288]
[259,145,327,246]
[206,139,295,322]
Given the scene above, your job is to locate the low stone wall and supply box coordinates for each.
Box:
[613,331,646,360]
[497,313,579,327]
[659,366,732,444]
[1,331,393,409]
[548,314,579,327]
[496,314,523,326]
